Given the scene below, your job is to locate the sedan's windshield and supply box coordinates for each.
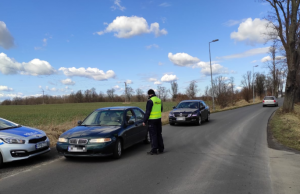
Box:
[176,102,199,109]
[0,118,20,130]
[82,110,124,126]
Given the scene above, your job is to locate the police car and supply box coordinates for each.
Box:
[0,117,50,167]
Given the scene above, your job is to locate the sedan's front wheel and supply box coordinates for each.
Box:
[196,115,202,126]
[206,113,210,122]
[113,139,122,159]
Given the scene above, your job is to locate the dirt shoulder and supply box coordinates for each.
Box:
[268,103,300,152]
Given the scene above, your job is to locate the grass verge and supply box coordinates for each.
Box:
[269,103,300,151]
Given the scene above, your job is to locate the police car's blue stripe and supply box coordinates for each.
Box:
[1,127,43,137]
[0,142,4,145]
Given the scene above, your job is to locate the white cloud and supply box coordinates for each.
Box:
[194,61,234,76]
[21,59,56,76]
[50,87,57,92]
[154,81,162,85]
[146,44,159,49]
[148,78,157,82]
[111,0,126,11]
[261,55,286,62]
[0,21,15,49]
[218,47,270,60]
[159,2,171,7]
[61,78,75,85]
[113,85,123,91]
[0,93,23,99]
[158,62,164,66]
[161,74,178,82]
[230,18,275,45]
[126,79,133,84]
[168,52,200,67]
[223,19,246,27]
[251,60,258,63]
[59,67,115,81]
[236,86,243,90]
[0,53,56,75]
[0,85,13,91]
[43,38,47,46]
[96,16,167,38]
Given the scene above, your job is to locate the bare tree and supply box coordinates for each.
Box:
[256,73,266,99]
[107,88,115,102]
[124,86,135,102]
[157,86,169,101]
[170,81,178,101]
[135,88,145,102]
[186,81,199,99]
[263,0,300,112]
[241,71,253,102]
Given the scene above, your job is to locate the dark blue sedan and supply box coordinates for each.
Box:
[56,107,149,159]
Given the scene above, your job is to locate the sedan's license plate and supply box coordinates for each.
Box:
[176,117,185,121]
[36,141,47,149]
[68,145,87,152]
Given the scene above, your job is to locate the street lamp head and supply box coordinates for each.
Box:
[212,39,219,42]
[254,65,258,67]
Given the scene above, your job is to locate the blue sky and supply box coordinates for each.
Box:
[0,0,276,101]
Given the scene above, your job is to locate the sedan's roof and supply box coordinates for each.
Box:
[180,100,204,102]
[95,106,140,111]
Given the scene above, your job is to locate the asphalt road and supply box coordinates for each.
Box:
[0,98,299,194]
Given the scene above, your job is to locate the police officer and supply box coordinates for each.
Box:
[143,89,164,155]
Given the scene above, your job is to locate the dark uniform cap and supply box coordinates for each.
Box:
[147,89,155,95]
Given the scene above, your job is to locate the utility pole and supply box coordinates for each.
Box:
[124,82,127,103]
[42,89,44,104]
[209,39,219,111]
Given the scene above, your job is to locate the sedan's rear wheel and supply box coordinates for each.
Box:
[113,139,122,159]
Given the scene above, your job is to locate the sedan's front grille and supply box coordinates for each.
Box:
[174,113,189,117]
[29,136,47,143]
[69,139,88,145]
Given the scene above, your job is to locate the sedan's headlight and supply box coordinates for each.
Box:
[192,112,198,117]
[58,138,68,143]
[169,112,175,117]
[89,138,112,143]
[2,137,25,144]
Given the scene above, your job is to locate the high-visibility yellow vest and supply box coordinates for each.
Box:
[149,96,162,120]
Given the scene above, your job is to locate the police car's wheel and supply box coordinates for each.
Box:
[0,153,3,168]
[113,139,122,159]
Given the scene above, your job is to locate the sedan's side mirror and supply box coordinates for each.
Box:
[173,106,176,109]
[78,120,83,125]
[128,120,135,125]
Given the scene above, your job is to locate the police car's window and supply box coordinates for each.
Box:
[133,109,144,121]
[0,118,19,130]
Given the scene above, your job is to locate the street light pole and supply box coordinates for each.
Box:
[253,65,258,103]
[209,39,219,111]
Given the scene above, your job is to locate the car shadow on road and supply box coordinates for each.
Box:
[169,120,212,127]
[60,141,155,164]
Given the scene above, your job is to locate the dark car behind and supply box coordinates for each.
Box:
[169,100,210,126]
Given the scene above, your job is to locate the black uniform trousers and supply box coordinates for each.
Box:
[148,119,164,152]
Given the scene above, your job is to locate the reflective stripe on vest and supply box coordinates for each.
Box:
[149,96,162,120]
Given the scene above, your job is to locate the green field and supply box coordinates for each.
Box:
[0,102,177,127]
